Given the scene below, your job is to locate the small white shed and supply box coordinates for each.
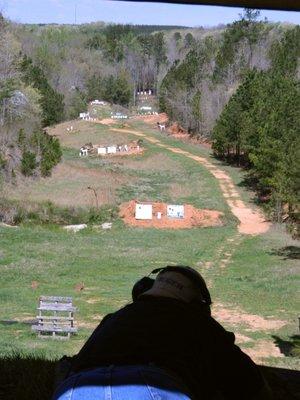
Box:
[167,205,184,219]
[91,100,107,105]
[107,146,117,154]
[140,106,152,111]
[97,147,107,155]
[135,204,153,220]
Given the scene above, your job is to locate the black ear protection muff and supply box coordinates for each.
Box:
[132,266,212,311]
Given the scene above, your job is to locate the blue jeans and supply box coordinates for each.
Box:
[52,364,192,400]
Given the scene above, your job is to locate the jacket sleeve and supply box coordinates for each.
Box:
[70,313,113,372]
[210,322,266,400]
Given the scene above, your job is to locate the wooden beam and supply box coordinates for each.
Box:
[115,0,300,12]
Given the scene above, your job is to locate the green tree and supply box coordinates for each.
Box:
[31,131,62,177]
[239,8,261,23]
[21,151,37,176]
[68,89,87,119]
[212,69,300,222]
[103,74,132,106]
[270,26,300,77]
[102,24,133,61]
[86,75,104,101]
[173,32,182,45]
[184,33,195,48]
[191,90,203,134]
[20,56,64,126]
[152,32,167,71]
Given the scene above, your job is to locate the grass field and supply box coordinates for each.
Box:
[0,118,299,399]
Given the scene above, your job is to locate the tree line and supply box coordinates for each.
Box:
[212,26,300,230]
[0,15,62,181]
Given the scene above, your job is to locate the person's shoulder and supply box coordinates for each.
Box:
[204,314,236,344]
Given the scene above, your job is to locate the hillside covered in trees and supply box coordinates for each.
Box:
[0,11,299,231]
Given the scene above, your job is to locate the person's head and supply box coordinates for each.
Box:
[132,266,211,313]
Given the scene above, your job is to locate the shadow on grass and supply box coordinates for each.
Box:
[272,335,300,357]
[0,319,36,326]
[269,246,300,260]
[0,355,300,400]
[0,355,57,400]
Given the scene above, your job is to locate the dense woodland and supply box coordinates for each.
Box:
[0,11,299,231]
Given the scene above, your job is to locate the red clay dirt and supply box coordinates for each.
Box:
[134,114,212,149]
[132,113,169,124]
[119,200,223,229]
[168,122,212,149]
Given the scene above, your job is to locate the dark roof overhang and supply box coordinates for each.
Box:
[115,1,300,12]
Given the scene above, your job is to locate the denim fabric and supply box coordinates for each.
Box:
[52,365,192,400]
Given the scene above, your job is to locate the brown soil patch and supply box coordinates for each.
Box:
[243,340,284,362]
[137,116,212,149]
[227,200,271,235]
[235,333,253,344]
[133,113,168,124]
[85,298,104,304]
[213,303,286,331]
[99,118,117,125]
[169,122,188,136]
[119,200,223,229]
[74,282,85,292]
[31,281,39,290]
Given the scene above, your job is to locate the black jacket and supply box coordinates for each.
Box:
[71,296,264,399]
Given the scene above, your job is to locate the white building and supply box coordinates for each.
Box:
[135,204,153,220]
[91,100,107,105]
[111,112,128,119]
[107,146,117,154]
[79,112,90,120]
[139,106,152,111]
[97,147,107,155]
[167,205,184,219]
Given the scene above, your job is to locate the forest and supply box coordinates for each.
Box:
[0,10,299,232]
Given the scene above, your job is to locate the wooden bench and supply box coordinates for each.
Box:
[32,296,77,339]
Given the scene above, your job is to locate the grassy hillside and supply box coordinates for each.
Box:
[1,120,299,380]
[3,120,231,216]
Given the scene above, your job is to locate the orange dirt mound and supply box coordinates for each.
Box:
[133,113,168,124]
[119,200,223,229]
[169,122,188,136]
[167,122,212,149]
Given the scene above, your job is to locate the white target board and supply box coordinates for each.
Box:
[167,205,184,219]
[135,204,153,220]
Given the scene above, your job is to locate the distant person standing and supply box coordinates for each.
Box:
[53,266,270,400]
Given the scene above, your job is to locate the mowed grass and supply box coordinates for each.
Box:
[1,222,299,362]
[0,222,236,358]
[0,119,299,399]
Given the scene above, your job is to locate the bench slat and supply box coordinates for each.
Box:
[38,304,76,312]
[36,322,74,327]
[32,325,77,333]
[39,296,73,302]
[36,316,74,321]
